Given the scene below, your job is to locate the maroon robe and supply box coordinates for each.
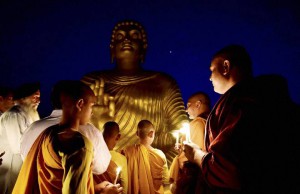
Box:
[199,75,300,194]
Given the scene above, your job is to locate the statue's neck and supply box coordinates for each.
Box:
[115,61,143,75]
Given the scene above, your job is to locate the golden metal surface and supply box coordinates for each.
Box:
[82,20,188,164]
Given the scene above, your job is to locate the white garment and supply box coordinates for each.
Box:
[0,125,13,194]
[79,122,111,175]
[0,106,34,154]
[20,109,62,159]
[0,105,36,194]
[20,109,111,175]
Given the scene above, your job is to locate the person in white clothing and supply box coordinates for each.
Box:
[0,85,14,193]
[20,80,111,175]
[0,82,40,194]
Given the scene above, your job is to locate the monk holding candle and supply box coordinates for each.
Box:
[122,119,169,194]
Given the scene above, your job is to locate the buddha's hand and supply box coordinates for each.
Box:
[89,78,115,129]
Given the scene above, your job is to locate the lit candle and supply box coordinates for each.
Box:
[114,167,122,185]
[180,122,190,143]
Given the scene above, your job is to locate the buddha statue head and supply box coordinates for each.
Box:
[110,20,148,69]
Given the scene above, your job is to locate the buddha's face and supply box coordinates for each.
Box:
[113,26,143,60]
[110,22,147,64]
[115,26,143,46]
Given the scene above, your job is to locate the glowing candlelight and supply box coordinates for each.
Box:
[180,122,191,143]
[114,167,122,185]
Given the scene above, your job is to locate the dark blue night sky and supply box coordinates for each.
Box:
[1,0,299,117]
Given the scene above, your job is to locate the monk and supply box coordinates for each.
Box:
[12,80,122,194]
[184,45,300,193]
[95,121,128,194]
[122,119,169,194]
[169,91,211,193]
[81,20,188,164]
[20,80,111,175]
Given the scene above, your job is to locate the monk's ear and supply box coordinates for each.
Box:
[148,130,154,138]
[195,100,201,108]
[222,60,231,76]
[76,99,84,111]
[116,133,121,141]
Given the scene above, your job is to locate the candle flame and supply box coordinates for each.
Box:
[179,122,189,134]
[172,131,180,138]
[116,167,121,175]
[179,122,190,142]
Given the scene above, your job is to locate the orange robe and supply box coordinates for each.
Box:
[110,150,128,194]
[93,160,117,184]
[12,125,94,194]
[190,116,206,150]
[169,116,206,184]
[123,144,169,194]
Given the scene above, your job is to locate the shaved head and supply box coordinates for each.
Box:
[137,119,155,139]
[103,121,120,140]
[103,121,120,150]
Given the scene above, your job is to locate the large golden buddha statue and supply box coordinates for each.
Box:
[81,20,188,163]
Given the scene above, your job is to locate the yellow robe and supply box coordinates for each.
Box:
[111,150,128,194]
[123,144,169,194]
[169,116,206,184]
[190,117,206,150]
[12,125,94,194]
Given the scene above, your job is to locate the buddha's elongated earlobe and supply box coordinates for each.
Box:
[110,46,115,64]
[111,55,114,64]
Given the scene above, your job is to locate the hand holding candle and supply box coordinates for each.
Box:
[114,167,122,185]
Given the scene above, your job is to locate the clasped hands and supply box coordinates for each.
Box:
[175,141,207,166]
